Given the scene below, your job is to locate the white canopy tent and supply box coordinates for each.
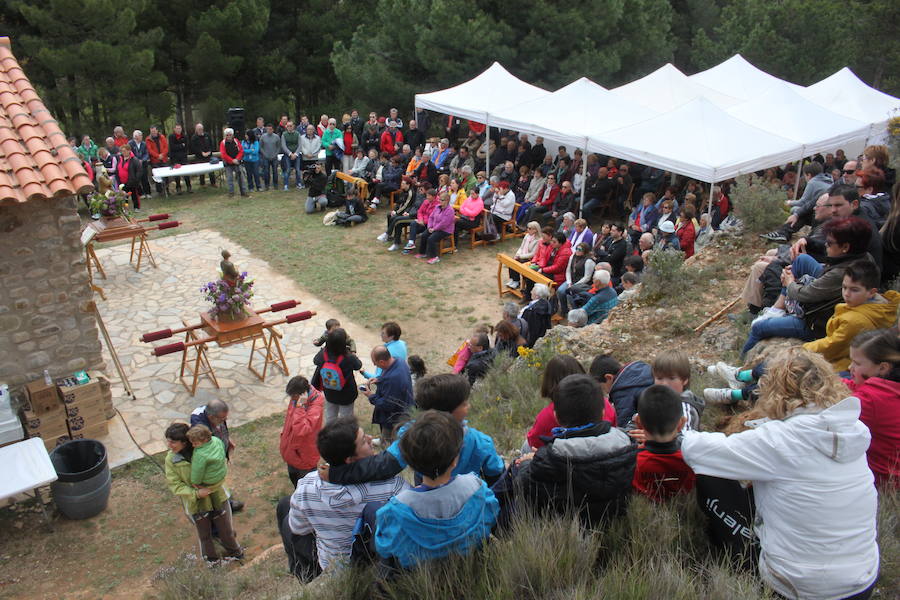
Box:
[611,63,742,113]
[587,97,801,184]
[799,67,900,143]
[414,62,549,174]
[727,84,870,158]
[689,54,802,101]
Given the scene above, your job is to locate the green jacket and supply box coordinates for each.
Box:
[191,436,227,486]
[76,141,98,162]
[165,451,213,515]
[322,128,342,157]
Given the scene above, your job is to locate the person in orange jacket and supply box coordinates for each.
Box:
[280,376,325,486]
[147,125,170,196]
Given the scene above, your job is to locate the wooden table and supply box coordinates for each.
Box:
[496,253,556,299]
[84,216,156,280]
[179,308,288,395]
[335,171,368,200]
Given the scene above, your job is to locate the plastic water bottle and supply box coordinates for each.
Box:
[43,369,52,386]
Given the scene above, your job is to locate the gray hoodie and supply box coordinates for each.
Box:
[258,132,281,160]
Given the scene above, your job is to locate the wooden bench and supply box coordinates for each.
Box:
[438,234,456,256]
[470,204,521,250]
[496,252,556,299]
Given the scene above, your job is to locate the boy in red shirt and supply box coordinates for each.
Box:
[631,385,696,501]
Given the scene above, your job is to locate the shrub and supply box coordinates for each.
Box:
[639,249,688,305]
[730,176,788,233]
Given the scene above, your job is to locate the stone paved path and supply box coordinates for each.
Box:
[92,229,379,467]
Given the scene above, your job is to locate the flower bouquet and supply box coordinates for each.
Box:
[202,271,254,321]
[89,187,131,219]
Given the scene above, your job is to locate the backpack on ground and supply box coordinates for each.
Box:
[319,351,346,391]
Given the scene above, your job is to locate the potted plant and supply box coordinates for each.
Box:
[202,272,254,322]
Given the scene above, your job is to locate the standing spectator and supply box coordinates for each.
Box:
[190,399,244,512]
[280,376,324,486]
[104,136,119,157]
[117,144,143,209]
[220,128,249,198]
[362,345,414,443]
[321,118,343,174]
[414,107,430,134]
[190,123,217,187]
[380,120,403,157]
[146,126,169,196]
[316,114,329,137]
[167,124,192,194]
[252,116,265,138]
[128,130,151,197]
[164,423,243,563]
[405,119,425,152]
[299,125,322,179]
[281,121,302,190]
[112,125,129,148]
[312,328,363,422]
[275,114,289,135]
[340,122,358,173]
[98,147,119,190]
[362,113,380,154]
[242,129,260,192]
[258,123,281,191]
[76,134,98,162]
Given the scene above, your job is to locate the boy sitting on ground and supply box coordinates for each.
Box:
[325,373,505,486]
[647,350,704,431]
[187,424,229,510]
[374,411,499,569]
[512,374,638,527]
[276,416,408,581]
[631,385,696,501]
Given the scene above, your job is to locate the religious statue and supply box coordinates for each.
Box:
[220,249,239,285]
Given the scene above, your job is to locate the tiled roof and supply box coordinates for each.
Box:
[0,37,93,206]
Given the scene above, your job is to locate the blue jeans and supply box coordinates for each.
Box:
[791,253,824,279]
[244,161,260,190]
[557,282,572,314]
[261,157,279,188]
[742,315,814,355]
[282,155,301,187]
[224,164,247,196]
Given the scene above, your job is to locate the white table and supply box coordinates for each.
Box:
[0,437,58,526]
[152,163,225,184]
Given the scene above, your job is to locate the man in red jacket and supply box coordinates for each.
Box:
[280,376,325,486]
[220,127,249,198]
[147,125,169,196]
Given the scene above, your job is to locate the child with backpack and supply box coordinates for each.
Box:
[312,328,363,422]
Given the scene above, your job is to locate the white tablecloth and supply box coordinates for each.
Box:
[0,437,58,499]
[152,163,225,183]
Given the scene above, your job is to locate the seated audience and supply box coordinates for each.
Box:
[520,283,553,347]
[631,385,696,501]
[557,242,595,317]
[567,308,588,327]
[494,320,526,357]
[413,192,455,264]
[681,347,879,600]
[506,223,546,291]
[580,269,618,325]
[375,411,499,569]
[463,332,496,385]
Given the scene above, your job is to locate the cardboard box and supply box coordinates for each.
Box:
[58,381,102,405]
[24,381,61,415]
[67,408,108,432]
[64,401,106,420]
[22,407,68,436]
[39,433,72,452]
[70,421,108,440]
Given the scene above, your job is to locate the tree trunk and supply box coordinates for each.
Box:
[66,74,82,135]
[91,95,101,135]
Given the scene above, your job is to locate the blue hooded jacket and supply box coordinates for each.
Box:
[375,474,499,568]
[608,361,654,427]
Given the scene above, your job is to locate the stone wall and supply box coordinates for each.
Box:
[0,197,104,391]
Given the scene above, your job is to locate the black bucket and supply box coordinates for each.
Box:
[49,439,111,519]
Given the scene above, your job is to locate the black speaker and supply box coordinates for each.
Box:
[227,107,245,134]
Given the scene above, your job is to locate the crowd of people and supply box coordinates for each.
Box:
[141,108,900,599]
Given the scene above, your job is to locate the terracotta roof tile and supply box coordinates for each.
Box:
[0,37,93,206]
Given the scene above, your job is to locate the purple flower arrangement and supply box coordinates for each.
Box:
[201,271,254,320]
[89,189,130,218]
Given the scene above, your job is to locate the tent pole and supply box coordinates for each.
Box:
[484,113,490,177]
[792,147,805,202]
[578,137,588,219]
[708,182,715,225]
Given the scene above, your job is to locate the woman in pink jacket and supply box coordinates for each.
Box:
[279,376,324,486]
[845,328,900,487]
[415,192,456,264]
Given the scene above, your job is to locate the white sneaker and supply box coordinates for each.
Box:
[371,197,380,206]
[751,307,785,326]
[387,244,399,251]
[507,281,519,289]
[704,388,737,405]
[376,232,388,242]
[403,241,415,250]
[708,361,742,389]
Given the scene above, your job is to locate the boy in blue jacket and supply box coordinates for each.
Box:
[374,410,499,568]
[325,373,505,486]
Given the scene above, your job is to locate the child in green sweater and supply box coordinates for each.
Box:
[187,425,229,510]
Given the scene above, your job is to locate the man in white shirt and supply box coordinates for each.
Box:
[276,416,408,581]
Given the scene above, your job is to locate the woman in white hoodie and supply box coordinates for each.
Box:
[682,347,879,600]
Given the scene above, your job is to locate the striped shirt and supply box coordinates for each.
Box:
[289,472,408,569]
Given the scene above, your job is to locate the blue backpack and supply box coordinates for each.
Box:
[320,351,346,391]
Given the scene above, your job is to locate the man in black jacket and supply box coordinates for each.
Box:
[167,124,192,194]
[512,374,637,528]
[190,123,217,186]
[463,333,495,385]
